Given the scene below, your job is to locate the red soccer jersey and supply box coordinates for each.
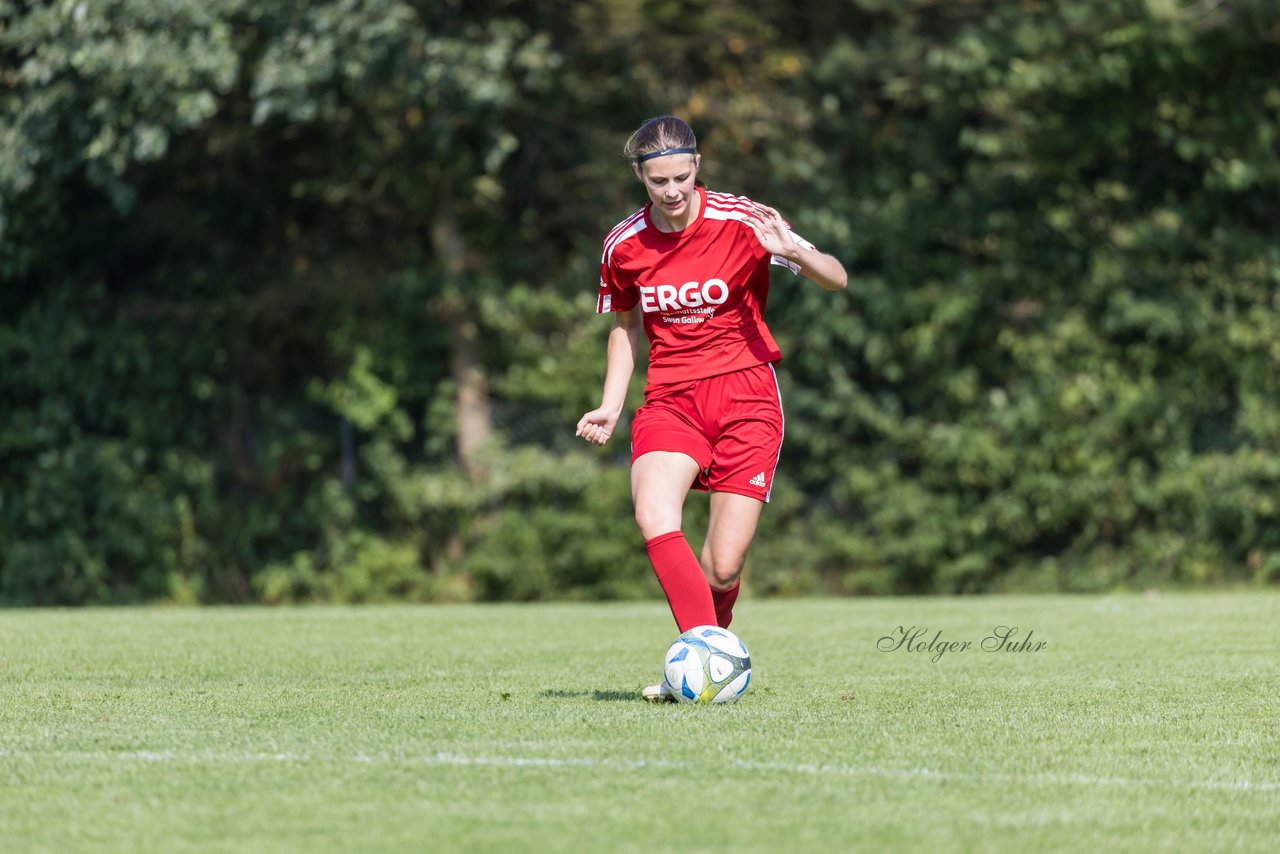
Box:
[597,186,814,388]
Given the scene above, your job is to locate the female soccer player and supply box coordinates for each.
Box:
[576,115,847,701]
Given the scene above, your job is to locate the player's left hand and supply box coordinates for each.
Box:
[744,203,799,261]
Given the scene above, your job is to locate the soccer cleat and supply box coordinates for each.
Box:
[641,680,676,703]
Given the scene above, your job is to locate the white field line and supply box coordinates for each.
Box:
[2,748,1277,793]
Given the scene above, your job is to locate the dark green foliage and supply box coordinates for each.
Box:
[767,0,1280,593]
[2,0,1278,603]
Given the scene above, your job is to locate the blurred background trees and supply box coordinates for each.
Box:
[2,0,1278,604]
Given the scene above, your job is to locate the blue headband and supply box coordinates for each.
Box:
[636,147,697,163]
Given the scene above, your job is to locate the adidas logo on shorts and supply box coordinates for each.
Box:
[749,472,767,488]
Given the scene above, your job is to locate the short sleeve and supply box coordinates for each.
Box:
[598,249,638,314]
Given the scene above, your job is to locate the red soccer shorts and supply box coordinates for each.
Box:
[630,362,784,502]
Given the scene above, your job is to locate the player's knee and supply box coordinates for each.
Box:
[634,503,679,540]
[703,551,744,589]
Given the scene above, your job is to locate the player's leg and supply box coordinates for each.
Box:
[699,362,785,628]
[632,451,712,703]
[701,491,764,628]
[631,450,699,539]
[631,451,717,633]
[629,387,717,701]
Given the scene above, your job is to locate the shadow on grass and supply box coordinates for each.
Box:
[541,688,636,703]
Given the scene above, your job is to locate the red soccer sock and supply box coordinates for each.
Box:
[645,531,717,633]
[711,582,740,629]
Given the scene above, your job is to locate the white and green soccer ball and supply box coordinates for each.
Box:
[663,625,752,705]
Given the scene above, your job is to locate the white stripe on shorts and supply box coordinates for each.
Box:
[765,363,785,503]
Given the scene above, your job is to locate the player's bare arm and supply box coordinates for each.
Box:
[576,308,642,446]
[745,203,848,291]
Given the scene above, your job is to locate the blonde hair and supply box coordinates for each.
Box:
[622,115,698,163]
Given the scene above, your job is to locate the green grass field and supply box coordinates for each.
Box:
[2,593,1278,852]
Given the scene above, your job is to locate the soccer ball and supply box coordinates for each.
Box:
[663,625,752,705]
